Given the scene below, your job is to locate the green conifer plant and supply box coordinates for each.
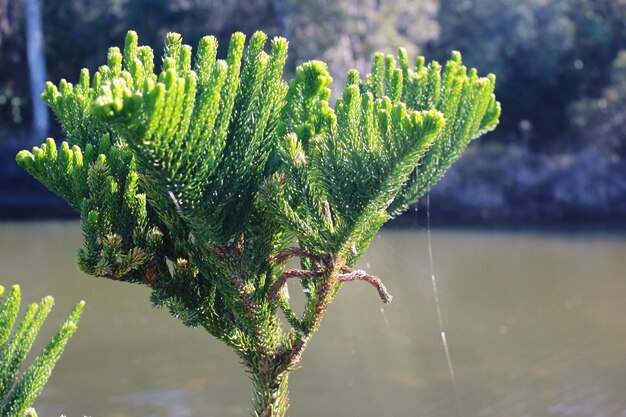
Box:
[0,284,84,417]
[16,30,499,416]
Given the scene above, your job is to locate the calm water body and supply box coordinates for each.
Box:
[1,221,625,417]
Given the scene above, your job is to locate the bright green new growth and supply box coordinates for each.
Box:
[0,285,84,417]
[16,30,499,416]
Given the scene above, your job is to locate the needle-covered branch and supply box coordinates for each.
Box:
[0,285,84,417]
[17,30,499,417]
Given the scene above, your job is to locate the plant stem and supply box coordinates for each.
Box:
[247,267,335,416]
[251,369,290,417]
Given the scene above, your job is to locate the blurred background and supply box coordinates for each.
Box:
[1,0,625,224]
[1,1,626,417]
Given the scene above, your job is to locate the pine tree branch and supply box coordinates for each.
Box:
[16,29,500,417]
[0,285,83,416]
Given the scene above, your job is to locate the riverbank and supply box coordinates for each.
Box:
[408,142,626,226]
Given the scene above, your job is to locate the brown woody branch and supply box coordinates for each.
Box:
[337,266,392,304]
[270,247,322,266]
[268,269,323,301]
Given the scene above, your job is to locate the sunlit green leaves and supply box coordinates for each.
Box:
[357,50,502,214]
[16,31,499,384]
[0,285,83,417]
[273,50,497,262]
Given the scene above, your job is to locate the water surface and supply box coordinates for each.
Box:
[1,221,625,417]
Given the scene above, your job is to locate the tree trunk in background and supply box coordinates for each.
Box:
[23,0,48,144]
